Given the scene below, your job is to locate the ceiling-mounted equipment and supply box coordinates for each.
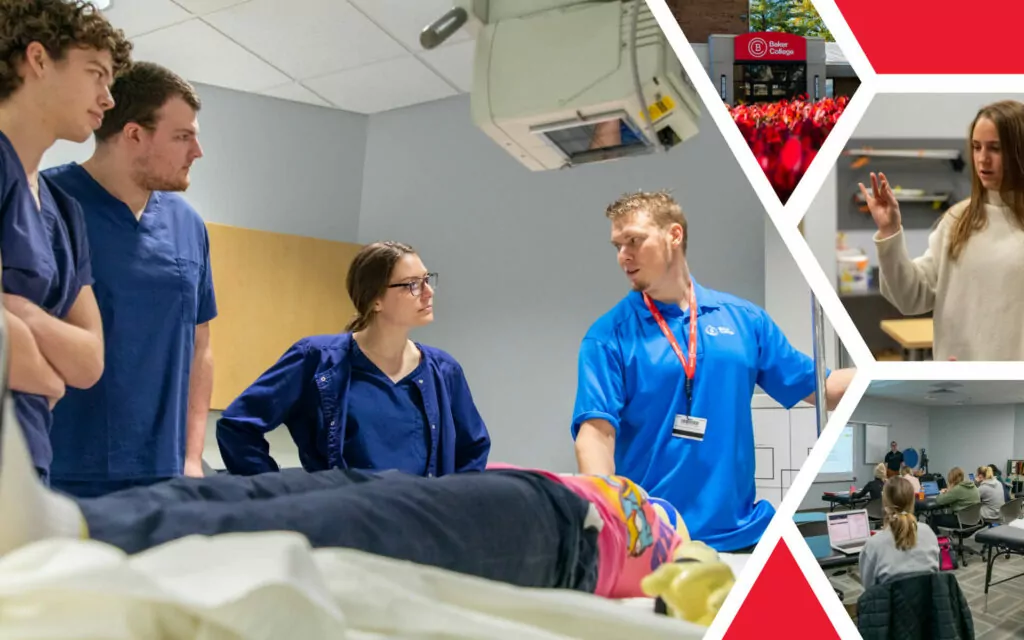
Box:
[422,0,702,171]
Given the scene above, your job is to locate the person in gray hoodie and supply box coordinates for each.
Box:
[976,465,1006,521]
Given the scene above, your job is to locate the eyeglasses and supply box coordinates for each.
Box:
[388,273,438,297]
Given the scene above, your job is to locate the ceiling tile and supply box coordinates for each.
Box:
[305,56,456,114]
[172,0,251,15]
[259,82,333,108]
[203,0,406,79]
[418,38,474,93]
[131,19,291,92]
[103,0,191,37]
[348,0,470,51]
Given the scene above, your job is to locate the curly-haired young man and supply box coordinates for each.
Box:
[0,0,131,482]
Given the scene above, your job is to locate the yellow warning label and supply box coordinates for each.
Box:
[641,94,675,122]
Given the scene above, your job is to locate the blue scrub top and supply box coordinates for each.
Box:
[216,333,490,477]
[0,132,93,478]
[346,344,438,476]
[571,281,822,552]
[43,163,217,482]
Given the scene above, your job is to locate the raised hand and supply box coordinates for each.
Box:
[857,171,902,238]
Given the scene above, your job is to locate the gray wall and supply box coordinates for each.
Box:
[928,404,1019,476]
[801,396,930,511]
[42,83,369,241]
[358,95,767,472]
[1016,406,1024,461]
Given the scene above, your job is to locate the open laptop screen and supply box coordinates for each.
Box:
[827,510,869,544]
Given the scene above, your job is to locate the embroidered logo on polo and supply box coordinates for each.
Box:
[704,326,735,337]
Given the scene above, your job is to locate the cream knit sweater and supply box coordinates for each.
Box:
[875,190,1024,361]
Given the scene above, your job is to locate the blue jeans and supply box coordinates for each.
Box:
[77,468,600,592]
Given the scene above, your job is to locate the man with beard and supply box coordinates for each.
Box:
[571,190,855,554]
[44,62,216,497]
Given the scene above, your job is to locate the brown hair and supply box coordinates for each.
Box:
[345,241,416,332]
[948,467,965,486]
[605,190,689,253]
[947,100,1024,261]
[94,61,201,143]
[0,0,132,101]
[883,477,918,551]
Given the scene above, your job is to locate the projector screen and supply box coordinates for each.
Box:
[817,424,855,482]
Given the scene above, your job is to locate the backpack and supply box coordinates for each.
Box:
[937,536,957,571]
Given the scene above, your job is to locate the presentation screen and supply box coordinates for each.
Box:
[817,424,855,482]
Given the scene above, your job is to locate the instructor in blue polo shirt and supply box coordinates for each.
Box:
[44,62,215,497]
[571,190,854,553]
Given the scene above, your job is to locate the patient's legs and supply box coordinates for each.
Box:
[74,466,386,505]
[80,469,601,592]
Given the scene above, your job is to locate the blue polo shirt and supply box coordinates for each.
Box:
[0,133,93,479]
[571,281,820,552]
[42,163,217,485]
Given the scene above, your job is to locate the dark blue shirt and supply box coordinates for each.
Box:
[216,333,490,477]
[43,163,217,482]
[0,132,93,477]
[346,344,437,476]
[572,281,824,552]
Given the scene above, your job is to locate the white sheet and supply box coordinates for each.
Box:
[0,532,723,640]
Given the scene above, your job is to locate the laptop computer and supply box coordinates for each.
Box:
[921,480,940,497]
[827,509,871,555]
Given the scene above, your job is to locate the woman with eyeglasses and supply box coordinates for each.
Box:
[216,241,491,477]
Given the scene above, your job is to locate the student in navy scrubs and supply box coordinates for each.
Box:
[217,241,491,477]
[44,62,216,498]
[0,0,132,482]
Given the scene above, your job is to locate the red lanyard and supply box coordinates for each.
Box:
[642,283,698,381]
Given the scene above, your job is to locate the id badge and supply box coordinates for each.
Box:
[672,415,707,441]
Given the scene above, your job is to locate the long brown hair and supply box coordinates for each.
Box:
[883,477,918,551]
[344,241,416,332]
[947,100,1024,260]
[948,466,965,486]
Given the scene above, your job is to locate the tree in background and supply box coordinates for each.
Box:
[748,0,835,41]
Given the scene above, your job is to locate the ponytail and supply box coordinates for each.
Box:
[345,312,370,333]
[887,510,918,551]
[882,476,918,551]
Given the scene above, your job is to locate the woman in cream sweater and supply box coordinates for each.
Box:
[858,99,1024,361]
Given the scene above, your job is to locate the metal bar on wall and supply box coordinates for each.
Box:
[811,293,829,436]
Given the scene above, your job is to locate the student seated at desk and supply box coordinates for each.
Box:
[976,465,1006,521]
[929,467,981,533]
[852,463,887,501]
[859,477,939,589]
[900,465,921,493]
[990,464,1013,501]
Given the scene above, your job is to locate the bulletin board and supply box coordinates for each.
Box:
[206,223,362,410]
[862,423,890,465]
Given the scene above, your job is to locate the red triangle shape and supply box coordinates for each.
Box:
[724,539,840,639]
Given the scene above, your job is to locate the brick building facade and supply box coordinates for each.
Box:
[665,0,748,43]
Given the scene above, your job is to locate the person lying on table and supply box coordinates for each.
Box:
[0,392,733,627]
[216,241,491,478]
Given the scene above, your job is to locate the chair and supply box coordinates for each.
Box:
[866,498,884,529]
[856,571,973,639]
[1000,497,1024,524]
[939,503,986,567]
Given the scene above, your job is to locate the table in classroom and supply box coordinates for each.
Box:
[821,491,871,512]
[880,318,934,361]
